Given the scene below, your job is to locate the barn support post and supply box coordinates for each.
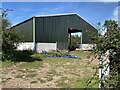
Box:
[81,32,82,50]
[70,33,71,48]
[33,16,37,53]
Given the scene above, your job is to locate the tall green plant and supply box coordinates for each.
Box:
[92,20,120,88]
[1,9,21,61]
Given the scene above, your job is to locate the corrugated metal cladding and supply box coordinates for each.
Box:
[13,14,97,45]
[13,19,33,42]
[35,14,97,44]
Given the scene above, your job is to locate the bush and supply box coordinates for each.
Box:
[1,9,21,61]
[2,50,34,62]
[68,45,76,51]
[13,50,34,62]
[68,35,81,51]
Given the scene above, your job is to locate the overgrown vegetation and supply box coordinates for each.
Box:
[92,20,120,88]
[2,50,97,88]
[68,35,81,51]
[1,9,40,63]
[1,9,22,61]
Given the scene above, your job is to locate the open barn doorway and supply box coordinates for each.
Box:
[68,28,82,51]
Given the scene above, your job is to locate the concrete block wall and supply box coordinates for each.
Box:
[80,44,94,50]
[17,42,34,50]
[17,43,94,52]
[36,43,57,52]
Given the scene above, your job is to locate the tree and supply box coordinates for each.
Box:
[1,9,21,61]
[92,20,120,88]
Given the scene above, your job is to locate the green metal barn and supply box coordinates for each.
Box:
[13,13,97,52]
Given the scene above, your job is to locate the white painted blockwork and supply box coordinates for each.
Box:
[17,42,57,52]
[36,43,57,52]
[17,43,94,52]
[17,42,34,50]
[81,44,94,50]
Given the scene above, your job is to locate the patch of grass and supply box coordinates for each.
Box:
[72,77,98,88]
[1,78,11,84]
[66,64,76,69]
[44,57,73,63]
[26,73,37,78]
[46,76,53,81]
[38,78,46,83]
[18,61,43,69]
[2,70,9,74]
[11,71,16,74]
[27,69,36,73]
[18,69,26,73]
[56,76,70,88]
[30,81,37,84]
[45,70,59,82]
[2,61,16,68]
[15,74,25,78]
[32,53,44,59]
[70,51,91,59]
[18,69,36,73]
[47,69,58,76]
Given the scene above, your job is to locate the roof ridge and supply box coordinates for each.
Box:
[35,13,77,17]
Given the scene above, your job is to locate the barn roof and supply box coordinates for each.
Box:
[35,13,77,17]
[12,13,97,30]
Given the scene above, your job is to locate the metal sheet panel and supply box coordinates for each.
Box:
[35,16,68,43]
[35,14,97,45]
[13,19,33,42]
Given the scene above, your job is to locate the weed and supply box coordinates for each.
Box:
[47,70,58,76]
[26,73,37,78]
[15,74,25,78]
[46,76,53,81]
[30,81,37,84]
[1,78,12,83]
[38,78,46,83]
[27,69,36,73]
[18,69,26,73]
[56,76,69,88]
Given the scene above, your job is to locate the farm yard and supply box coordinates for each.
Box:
[1,50,99,88]
[1,2,120,89]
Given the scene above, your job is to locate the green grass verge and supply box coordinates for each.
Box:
[1,61,16,68]
[18,61,43,69]
[70,51,91,59]
[72,77,99,88]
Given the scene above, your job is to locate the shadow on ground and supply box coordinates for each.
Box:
[12,50,42,62]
